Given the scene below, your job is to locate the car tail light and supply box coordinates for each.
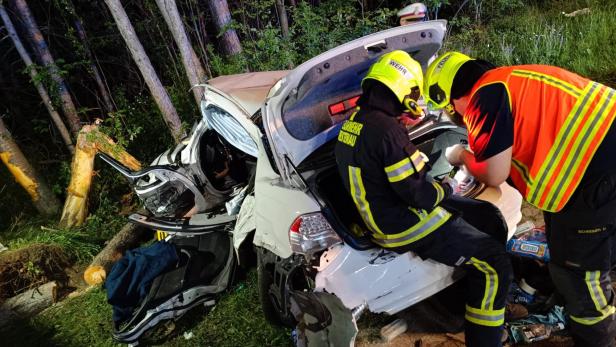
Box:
[289,212,342,255]
[328,95,360,116]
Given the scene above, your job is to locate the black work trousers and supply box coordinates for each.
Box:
[545,172,616,347]
[411,196,513,347]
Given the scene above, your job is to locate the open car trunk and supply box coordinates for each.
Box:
[263,20,447,182]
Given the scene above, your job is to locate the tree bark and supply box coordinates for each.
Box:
[73,17,115,113]
[155,0,207,105]
[11,0,82,136]
[0,281,57,326]
[0,5,74,154]
[275,0,290,38]
[59,124,141,227]
[207,0,242,56]
[83,222,152,286]
[103,0,184,142]
[0,118,60,217]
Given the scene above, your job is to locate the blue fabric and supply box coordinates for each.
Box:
[105,241,178,323]
[511,305,567,327]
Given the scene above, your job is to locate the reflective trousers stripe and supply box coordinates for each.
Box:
[571,271,616,325]
[371,207,451,248]
[384,151,426,183]
[465,305,505,327]
[348,166,383,234]
[466,257,499,312]
[527,82,616,211]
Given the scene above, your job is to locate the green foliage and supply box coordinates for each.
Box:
[446,0,616,85]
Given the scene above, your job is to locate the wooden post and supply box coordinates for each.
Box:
[59,125,141,227]
[0,4,74,154]
[0,118,60,217]
[156,0,207,105]
[11,0,82,136]
[207,0,243,56]
[103,0,184,142]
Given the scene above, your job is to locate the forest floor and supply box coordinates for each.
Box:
[0,204,560,347]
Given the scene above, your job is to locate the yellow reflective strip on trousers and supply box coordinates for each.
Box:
[511,70,582,98]
[348,166,383,234]
[570,271,616,325]
[527,82,600,208]
[571,306,616,325]
[545,88,616,210]
[465,305,505,327]
[467,257,498,311]
[371,207,450,248]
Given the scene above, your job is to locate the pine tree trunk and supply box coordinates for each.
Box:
[0,4,74,154]
[73,17,115,113]
[156,0,207,105]
[0,118,60,217]
[11,0,82,136]
[275,0,289,38]
[207,0,242,56]
[103,0,184,142]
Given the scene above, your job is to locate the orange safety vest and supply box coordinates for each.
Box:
[466,65,616,212]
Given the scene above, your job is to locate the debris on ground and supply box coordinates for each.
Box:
[563,8,591,17]
[0,244,71,300]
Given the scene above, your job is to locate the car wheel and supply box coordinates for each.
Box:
[256,247,304,327]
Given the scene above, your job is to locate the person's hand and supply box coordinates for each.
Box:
[445,144,466,166]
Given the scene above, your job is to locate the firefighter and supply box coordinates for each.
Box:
[335,50,513,347]
[425,51,616,346]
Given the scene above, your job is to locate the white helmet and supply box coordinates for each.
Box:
[397,3,428,25]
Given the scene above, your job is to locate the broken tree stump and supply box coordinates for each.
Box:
[0,281,57,327]
[60,124,141,227]
[83,221,152,286]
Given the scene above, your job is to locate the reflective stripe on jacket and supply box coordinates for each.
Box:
[335,108,452,251]
[466,65,616,212]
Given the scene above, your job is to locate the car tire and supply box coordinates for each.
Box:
[256,247,296,327]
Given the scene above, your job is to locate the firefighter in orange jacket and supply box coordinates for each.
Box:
[425,52,616,346]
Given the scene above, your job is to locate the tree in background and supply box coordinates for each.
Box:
[0,3,74,153]
[103,0,184,142]
[11,0,82,136]
[207,0,242,56]
[0,117,60,217]
[156,0,208,105]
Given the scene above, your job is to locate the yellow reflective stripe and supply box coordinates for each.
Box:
[511,159,532,185]
[371,207,450,248]
[511,70,582,98]
[571,306,616,325]
[384,151,426,183]
[587,271,609,309]
[570,271,616,325]
[545,87,616,210]
[467,257,498,311]
[349,111,358,121]
[432,181,444,205]
[348,166,383,234]
[528,82,600,207]
[465,305,505,327]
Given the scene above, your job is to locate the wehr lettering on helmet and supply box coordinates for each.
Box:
[388,60,412,79]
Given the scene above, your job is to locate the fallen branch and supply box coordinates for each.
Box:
[0,281,57,327]
[83,221,152,286]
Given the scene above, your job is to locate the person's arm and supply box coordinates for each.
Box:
[447,83,514,187]
[457,146,512,186]
[382,126,452,210]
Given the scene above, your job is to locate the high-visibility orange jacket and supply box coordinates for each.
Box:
[464,65,616,212]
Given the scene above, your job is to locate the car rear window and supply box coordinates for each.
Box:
[281,28,441,141]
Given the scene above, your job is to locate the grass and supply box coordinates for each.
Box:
[2,271,291,347]
[447,0,616,86]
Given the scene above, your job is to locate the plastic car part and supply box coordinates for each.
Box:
[289,212,342,256]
